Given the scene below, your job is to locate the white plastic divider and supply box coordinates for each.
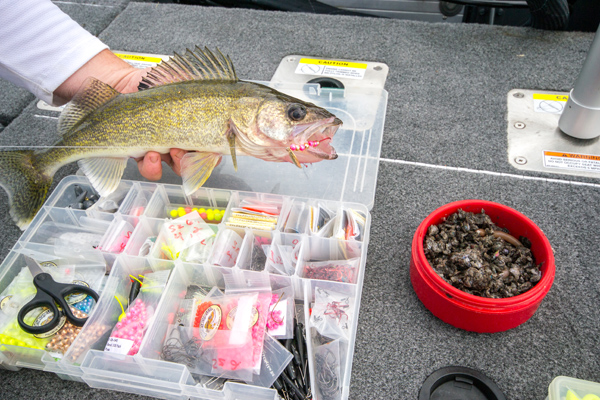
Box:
[0,176,372,400]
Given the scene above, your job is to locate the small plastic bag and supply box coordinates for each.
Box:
[310,203,336,237]
[97,219,135,254]
[310,287,353,340]
[208,229,244,267]
[191,290,261,381]
[249,236,270,271]
[227,198,280,230]
[181,235,215,263]
[314,339,343,400]
[91,187,130,213]
[333,208,366,241]
[303,258,360,284]
[283,202,307,234]
[224,273,273,375]
[277,242,301,276]
[248,333,292,387]
[266,289,294,339]
[151,211,215,260]
[104,270,170,356]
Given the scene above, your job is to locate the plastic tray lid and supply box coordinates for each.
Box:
[60,52,388,210]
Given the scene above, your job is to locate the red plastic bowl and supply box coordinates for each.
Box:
[410,200,555,333]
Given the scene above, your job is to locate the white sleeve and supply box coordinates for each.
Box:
[0,0,108,104]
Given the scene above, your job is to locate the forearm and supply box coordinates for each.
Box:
[0,0,108,105]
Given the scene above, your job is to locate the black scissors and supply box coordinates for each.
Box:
[17,256,99,335]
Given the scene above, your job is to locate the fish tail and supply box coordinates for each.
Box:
[0,150,52,230]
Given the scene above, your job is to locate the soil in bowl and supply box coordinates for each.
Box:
[423,209,542,298]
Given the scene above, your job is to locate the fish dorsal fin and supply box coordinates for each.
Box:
[180,152,222,195]
[77,157,128,197]
[58,78,120,136]
[138,46,238,90]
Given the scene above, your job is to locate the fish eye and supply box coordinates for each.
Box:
[287,104,307,121]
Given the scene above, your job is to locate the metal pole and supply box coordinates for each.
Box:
[559,25,600,139]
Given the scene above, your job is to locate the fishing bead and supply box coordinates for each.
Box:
[206,209,214,221]
[170,209,178,218]
[299,144,306,151]
[215,212,223,222]
[177,207,186,217]
[185,207,192,214]
[192,207,198,213]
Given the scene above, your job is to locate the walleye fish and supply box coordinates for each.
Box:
[0,47,342,230]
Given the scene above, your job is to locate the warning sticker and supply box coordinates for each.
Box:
[295,58,367,80]
[543,151,600,172]
[533,93,569,114]
[113,52,165,69]
[37,51,168,112]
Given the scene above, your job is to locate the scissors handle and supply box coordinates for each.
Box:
[17,273,99,335]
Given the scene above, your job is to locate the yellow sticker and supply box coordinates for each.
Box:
[296,58,367,79]
[299,58,367,69]
[533,93,569,101]
[113,53,164,63]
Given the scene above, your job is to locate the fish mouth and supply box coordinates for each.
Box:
[288,117,342,163]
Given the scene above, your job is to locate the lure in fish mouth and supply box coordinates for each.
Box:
[284,116,342,167]
[0,46,343,230]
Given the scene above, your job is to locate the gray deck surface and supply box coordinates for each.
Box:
[0,2,599,399]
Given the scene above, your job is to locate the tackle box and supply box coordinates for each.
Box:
[0,75,388,400]
[546,376,600,400]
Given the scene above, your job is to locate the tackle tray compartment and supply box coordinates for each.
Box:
[0,176,372,400]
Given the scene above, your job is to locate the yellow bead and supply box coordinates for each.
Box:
[192,208,198,213]
[215,212,223,221]
[206,210,214,221]
[199,208,206,214]
[169,209,178,218]
[582,394,600,400]
[177,207,186,217]
[567,390,582,400]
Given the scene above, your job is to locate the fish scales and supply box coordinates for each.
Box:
[35,81,264,174]
[0,47,342,229]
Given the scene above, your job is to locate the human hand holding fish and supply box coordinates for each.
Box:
[52,48,188,182]
[0,47,342,230]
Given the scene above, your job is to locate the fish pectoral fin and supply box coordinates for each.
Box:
[181,152,222,195]
[226,124,238,172]
[58,78,120,136]
[77,157,128,197]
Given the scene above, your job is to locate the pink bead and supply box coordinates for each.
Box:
[299,144,306,151]
[290,144,297,151]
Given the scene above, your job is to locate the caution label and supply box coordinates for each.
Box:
[113,52,165,69]
[295,58,367,80]
[543,151,600,172]
[533,93,569,114]
[37,51,168,112]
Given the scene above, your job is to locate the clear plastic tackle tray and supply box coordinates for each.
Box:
[0,176,372,400]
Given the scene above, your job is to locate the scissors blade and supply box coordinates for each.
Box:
[24,256,44,277]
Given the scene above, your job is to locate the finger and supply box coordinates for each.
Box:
[137,152,163,180]
[169,148,187,176]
